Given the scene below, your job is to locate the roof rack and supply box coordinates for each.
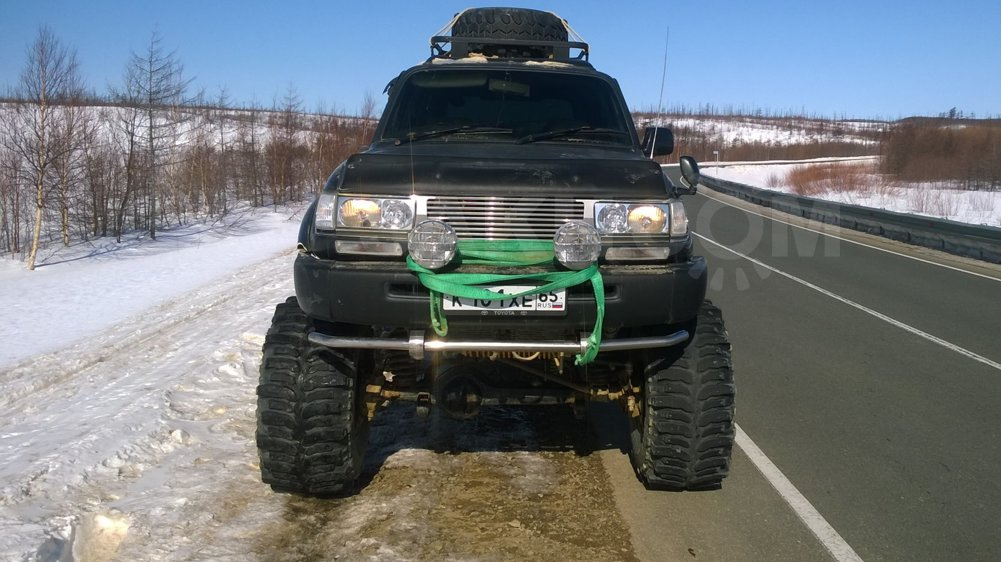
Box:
[428,9,589,63]
[430,36,589,62]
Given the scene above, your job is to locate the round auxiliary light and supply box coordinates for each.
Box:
[554,221,601,270]
[408,220,457,270]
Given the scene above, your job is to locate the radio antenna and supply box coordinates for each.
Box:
[648,26,670,159]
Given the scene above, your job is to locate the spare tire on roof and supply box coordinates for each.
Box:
[450,7,568,58]
[452,7,568,41]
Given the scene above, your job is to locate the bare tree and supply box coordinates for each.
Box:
[0,149,23,253]
[360,90,378,144]
[243,100,264,206]
[124,32,191,239]
[108,77,145,242]
[216,89,230,215]
[0,41,400,257]
[4,27,80,269]
[266,84,304,207]
[81,111,115,238]
[52,72,88,246]
[309,102,335,194]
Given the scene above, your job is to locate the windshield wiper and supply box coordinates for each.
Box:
[516,126,629,144]
[393,125,512,145]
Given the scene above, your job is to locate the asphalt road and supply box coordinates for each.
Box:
[597,172,1001,562]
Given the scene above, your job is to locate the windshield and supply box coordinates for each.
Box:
[381,68,633,146]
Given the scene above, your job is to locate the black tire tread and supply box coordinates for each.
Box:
[452,8,568,42]
[256,297,367,495]
[634,301,736,491]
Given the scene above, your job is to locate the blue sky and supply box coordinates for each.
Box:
[2,0,999,119]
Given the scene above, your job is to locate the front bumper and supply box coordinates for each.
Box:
[294,253,707,331]
[308,329,690,360]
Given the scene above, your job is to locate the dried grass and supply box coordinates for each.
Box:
[784,162,885,197]
[882,120,1001,189]
[968,191,994,216]
[906,188,933,214]
[907,188,960,218]
[929,192,960,218]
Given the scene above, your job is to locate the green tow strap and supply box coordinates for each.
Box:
[406,239,605,365]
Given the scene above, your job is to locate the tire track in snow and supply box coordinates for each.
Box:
[2,245,638,561]
[0,246,296,415]
[0,249,295,560]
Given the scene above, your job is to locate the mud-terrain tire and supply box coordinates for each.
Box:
[629,301,735,490]
[256,297,368,495]
[451,8,567,59]
[452,8,567,41]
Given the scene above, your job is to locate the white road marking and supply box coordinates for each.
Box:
[695,232,1001,373]
[697,191,1001,284]
[694,186,998,560]
[736,425,864,562]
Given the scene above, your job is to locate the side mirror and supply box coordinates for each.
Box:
[678,156,700,194]
[641,126,674,157]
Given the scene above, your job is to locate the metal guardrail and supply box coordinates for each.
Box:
[699,175,1001,264]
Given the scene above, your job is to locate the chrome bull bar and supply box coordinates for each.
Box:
[307,330,689,360]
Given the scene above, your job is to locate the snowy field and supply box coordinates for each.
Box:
[0,206,302,560]
[640,115,884,146]
[0,204,632,562]
[701,157,1001,227]
[0,207,304,369]
[668,116,882,145]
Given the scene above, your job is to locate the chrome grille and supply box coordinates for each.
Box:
[426,196,584,239]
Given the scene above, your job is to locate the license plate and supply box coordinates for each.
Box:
[443,285,566,316]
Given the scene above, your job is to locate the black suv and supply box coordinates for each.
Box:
[256,7,735,495]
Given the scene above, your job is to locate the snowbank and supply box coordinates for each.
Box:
[0,205,304,369]
[703,159,1001,227]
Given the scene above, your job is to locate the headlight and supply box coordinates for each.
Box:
[339,199,381,227]
[554,221,601,269]
[628,205,667,233]
[595,202,671,234]
[595,203,628,233]
[408,220,457,269]
[330,196,415,230]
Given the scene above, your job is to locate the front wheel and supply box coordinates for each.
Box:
[629,301,736,490]
[255,297,368,495]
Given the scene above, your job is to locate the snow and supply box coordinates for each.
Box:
[0,220,610,560]
[2,155,996,560]
[701,158,1001,227]
[2,202,598,562]
[0,205,303,561]
[0,206,303,369]
[641,115,885,146]
[0,103,374,163]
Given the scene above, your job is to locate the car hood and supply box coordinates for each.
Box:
[331,143,672,198]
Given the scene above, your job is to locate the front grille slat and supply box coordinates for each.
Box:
[427,208,581,215]
[427,196,584,240]
[444,218,575,226]
[428,198,572,205]
[428,201,580,207]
